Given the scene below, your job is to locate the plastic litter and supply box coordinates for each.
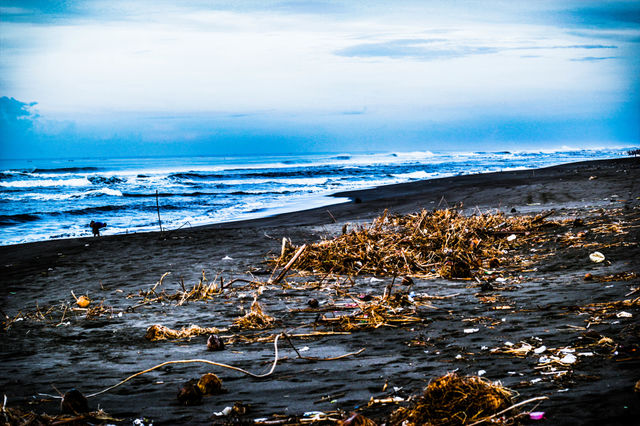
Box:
[214,406,233,417]
[616,311,632,318]
[560,354,577,364]
[534,345,547,354]
[589,251,605,263]
[530,411,545,420]
[464,328,479,334]
[507,234,517,242]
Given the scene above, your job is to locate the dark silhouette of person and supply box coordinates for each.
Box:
[90,220,107,237]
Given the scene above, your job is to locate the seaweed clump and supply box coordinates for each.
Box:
[276,209,547,279]
[390,373,513,425]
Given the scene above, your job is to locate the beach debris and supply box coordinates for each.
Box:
[71,290,91,308]
[233,297,275,329]
[529,411,545,420]
[589,251,606,263]
[576,297,640,323]
[207,334,225,351]
[144,324,224,341]
[275,208,551,279]
[177,379,202,405]
[389,372,513,425]
[197,373,224,395]
[338,412,377,426]
[317,291,423,331]
[1,397,120,425]
[60,389,89,414]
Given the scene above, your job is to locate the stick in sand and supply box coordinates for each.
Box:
[271,244,306,284]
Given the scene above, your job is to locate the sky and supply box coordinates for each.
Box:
[1,0,639,158]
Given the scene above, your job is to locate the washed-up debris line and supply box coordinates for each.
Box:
[145,324,226,341]
[389,372,514,425]
[276,208,555,279]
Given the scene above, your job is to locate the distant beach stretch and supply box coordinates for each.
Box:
[0,148,632,246]
[1,157,638,424]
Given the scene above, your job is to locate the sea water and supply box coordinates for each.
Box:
[0,148,632,245]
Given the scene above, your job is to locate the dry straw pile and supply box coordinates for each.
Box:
[390,373,513,425]
[278,209,549,279]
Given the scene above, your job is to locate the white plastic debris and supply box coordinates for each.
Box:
[617,311,632,318]
[578,352,594,357]
[530,378,542,384]
[538,356,550,364]
[222,255,233,260]
[477,369,486,376]
[507,234,517,242]
[534,345,547,354]
[455,354,463,359]
[299,346,310,352]
[464,328,479,334]
[560,354,577,364]
[213,406,233,417]
[370,277,384,283]
[589,251,605,263]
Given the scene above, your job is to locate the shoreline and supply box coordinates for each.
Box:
[1,157,639,424]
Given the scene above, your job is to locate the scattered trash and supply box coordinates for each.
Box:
[222,255,233,260]
[589,251,605,263]
[338,412,377,426]
[534,345,547,354]
[477,369,486,376]
[507,234,517,242]
[616,311,632,318]
[213,406,233,417]
[530,411,545,420]
[559,354,577,364]
[464,328,480,334]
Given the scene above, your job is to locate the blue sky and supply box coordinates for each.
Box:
[1,0,639,158]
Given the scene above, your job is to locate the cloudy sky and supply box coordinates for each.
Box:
[1,0,638,158]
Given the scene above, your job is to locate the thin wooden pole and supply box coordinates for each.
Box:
[156,190,163,233]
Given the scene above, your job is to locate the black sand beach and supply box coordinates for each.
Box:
[1,158,639,425]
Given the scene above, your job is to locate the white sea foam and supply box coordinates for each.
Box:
[0,178,91,188]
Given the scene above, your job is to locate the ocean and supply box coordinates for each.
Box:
[0,147,633,246]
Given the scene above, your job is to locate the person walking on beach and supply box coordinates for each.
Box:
[89,220,107,237]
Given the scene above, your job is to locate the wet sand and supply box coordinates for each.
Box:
[1,157,639,425]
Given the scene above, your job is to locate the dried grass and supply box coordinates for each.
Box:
[233,298,276,330]
[390,373,513,425]
[275,208,550,279]
[319,290,426,331]
[144,324,225,341]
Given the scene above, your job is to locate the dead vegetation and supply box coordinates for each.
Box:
[145,324,226,341]
[389,373,514,425]
[233,297,276,330]
[275,208,553,279]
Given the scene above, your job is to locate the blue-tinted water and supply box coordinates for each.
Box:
[0,148,633,245]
